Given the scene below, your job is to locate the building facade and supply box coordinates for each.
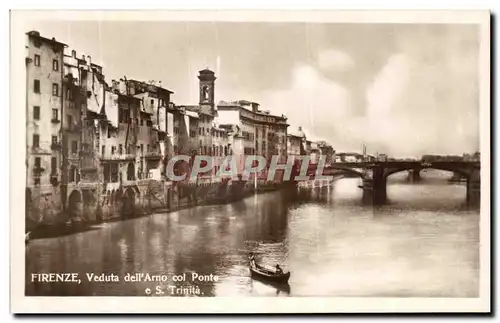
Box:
[25,31,67,227]
[217,100,289,163]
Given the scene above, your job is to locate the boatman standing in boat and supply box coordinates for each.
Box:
[249,253,256,267]
[275,264,283,275]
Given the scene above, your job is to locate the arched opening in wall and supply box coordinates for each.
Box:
[122,188,136,218]
[127,162,135,181]
[384,168,468,207]
[68,190,82,221]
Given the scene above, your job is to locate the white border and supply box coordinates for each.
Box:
[9,9,491,314]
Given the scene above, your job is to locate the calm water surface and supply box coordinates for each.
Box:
[26,171,479,297]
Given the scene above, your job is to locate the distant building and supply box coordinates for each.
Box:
[217,99,289,163]
[377,154,387,162]
[336,152,364,163]
[286,126,307,163]
[317,141,335,165]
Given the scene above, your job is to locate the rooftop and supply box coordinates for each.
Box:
[127,79,174,94]
[26,30,67,47]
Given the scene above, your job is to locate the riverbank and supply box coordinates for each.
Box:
[26,180,298,241]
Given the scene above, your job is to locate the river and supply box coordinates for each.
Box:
[25,170,479,297]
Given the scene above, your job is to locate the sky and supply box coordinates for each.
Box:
[23,20,480,158]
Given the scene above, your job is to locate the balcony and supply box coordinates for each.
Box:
[51,142,62,150]
[100,153,136,161]
[51,118,60,124]
[50,174,58,186]
[144,151,162,160]
[65,123,81,133]
[68,152,80,160]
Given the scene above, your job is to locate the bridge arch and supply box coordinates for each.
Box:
[68,189,82,220]
[321,165,365,179]
[384,166,472,181]
[121,187,136,218]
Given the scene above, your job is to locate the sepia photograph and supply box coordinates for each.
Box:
[10,10,490,313]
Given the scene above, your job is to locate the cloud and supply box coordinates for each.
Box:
[317,49,355,73]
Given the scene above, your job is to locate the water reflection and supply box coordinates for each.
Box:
[26,173,479,297]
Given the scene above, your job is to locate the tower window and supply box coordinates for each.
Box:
[52,59,59,71]
[34,54,40,66]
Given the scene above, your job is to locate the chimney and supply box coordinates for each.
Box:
[71,50,76,58]
[298,126,302,131]
[87,55,91,65]
[82,55,86,61]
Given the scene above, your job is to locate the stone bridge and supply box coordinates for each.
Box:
[313,161,481,206]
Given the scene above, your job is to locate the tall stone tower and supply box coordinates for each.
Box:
[198,69,216,111]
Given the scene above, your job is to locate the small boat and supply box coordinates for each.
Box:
[249,262,291,284]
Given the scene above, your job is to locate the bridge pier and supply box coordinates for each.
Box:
[407,168,421,182]
[362,166,387,205]
[466,169,480,206]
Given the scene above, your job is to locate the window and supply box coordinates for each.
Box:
[51,136,57,144]
[34,54,40,66]
[51,157,57,174]
[71,141,78,154]
[33,106,40,120]
[150,99,154,105]
[32,134,39,148]
[34,157,41,168]
[52,59,59,71]
[66,88,73,101]
[33,79,40,93]
[119,144,123,155]
[190,130,196,137]
[52,109,58,121]
[146,144,150,152]
[67,115,72,128]
[140,119,144,126]
[107,127,111,138]
[34,39,41,48]
[33,157,41,185]
[52,83,59,96]
[140,144,144,155]
[69,166,76,183]
[103,164,110,183]
[101,145,105,156]
[111,146,116,155]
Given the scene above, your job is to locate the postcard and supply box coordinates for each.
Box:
[10,9,490,313]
